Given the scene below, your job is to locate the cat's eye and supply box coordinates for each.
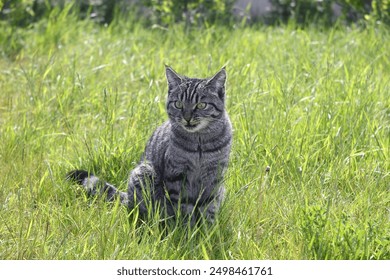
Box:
[196,102,207,110]
[174,101,183,109]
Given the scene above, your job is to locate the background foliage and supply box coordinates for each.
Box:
[142,0,235,26]
[1,0,389,27]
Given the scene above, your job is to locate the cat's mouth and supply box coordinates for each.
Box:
[183,123,198,131]
[178,119,199,132]
[185,123,197,128]
[180,119,208,133]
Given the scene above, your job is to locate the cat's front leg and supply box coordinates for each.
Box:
[198,186,225,223]
[163,172,201,224]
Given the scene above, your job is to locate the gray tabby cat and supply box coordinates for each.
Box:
[67,66,232,225]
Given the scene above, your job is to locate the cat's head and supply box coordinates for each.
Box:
[165,66,227,133]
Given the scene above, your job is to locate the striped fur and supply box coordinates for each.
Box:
[67,66,232,225]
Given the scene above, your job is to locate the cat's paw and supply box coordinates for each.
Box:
[66,170,92,185]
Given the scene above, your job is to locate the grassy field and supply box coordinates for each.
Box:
[0,11,389,259]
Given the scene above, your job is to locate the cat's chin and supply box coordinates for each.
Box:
[182,125,201,133]
[180,122,207,133]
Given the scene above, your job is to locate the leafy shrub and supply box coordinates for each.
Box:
[268,0,389,25]
[0,0,41,27]
[141,0,235,26]
[332,0,389,25]
[0,0,388,28]
[269,0,334,25]
[0,0,122,26]
[368,0,390,24]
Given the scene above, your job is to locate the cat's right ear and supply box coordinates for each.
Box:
[165,65,183,92]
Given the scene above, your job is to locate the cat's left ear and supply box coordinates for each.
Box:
[165,65,183,92]
[206,67,227,99]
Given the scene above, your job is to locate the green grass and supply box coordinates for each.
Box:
[0,13,389,259]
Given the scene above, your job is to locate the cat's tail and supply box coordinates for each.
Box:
[66,170,129,205]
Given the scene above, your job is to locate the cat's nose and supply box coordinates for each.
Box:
[183,113,192,122]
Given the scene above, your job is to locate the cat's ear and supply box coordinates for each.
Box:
[206,67,227,99]
[165,65,183,92]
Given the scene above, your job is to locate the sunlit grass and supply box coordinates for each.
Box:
[0,13,389,259]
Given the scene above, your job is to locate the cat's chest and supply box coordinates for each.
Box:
[175,148,206,189]
[175,145,204,171]
[166,139,208,174]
